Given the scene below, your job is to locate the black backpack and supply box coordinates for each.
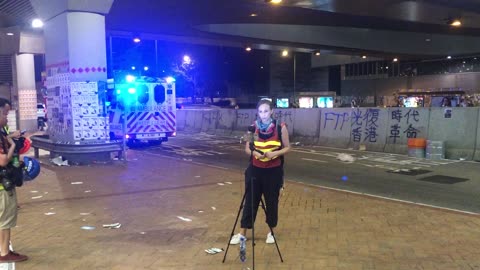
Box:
[0,132,24,190]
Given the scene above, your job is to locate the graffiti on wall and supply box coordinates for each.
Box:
[389,108,422,143]
[323,112,350,130]
[351,108,381,143]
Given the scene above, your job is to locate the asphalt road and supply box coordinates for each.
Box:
[133,132,480,214]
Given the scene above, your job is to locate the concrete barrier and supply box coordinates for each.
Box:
[292,109,320,144]
[200,110,218,133]
[216,109,236,135]
[183,110,198,131]
[475,109,480,161]
[428,107,479,160]
[384,108,430,155]
[176,107,480,161]
[234,109,256,133]
[346,108,389,152]
[273,109,295,135]
[176,109,186,131]
[318,108,352,148]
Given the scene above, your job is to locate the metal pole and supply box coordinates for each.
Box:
[108,36,113,78]
[122,112,127,160]
[155,40,158,77]
[293,52,296,104]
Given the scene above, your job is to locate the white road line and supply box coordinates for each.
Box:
[143,151,230,170]
[301,158,328,163]
[191,161,230,170]
[294,181,480,216]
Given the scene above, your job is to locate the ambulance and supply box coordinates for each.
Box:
[107,76,177,146]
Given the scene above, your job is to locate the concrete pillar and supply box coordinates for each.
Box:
[30,0,114,142]
[12,53,37,131]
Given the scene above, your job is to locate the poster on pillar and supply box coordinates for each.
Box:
[71,82,108,141]
[45,73,108,142]
[46,73,71,141]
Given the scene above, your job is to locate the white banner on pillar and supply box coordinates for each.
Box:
[70,82,108,141]
[18,89,37,120]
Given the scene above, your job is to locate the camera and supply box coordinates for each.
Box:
[0,168,14,191]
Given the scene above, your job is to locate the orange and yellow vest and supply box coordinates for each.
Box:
[252,122,284,168]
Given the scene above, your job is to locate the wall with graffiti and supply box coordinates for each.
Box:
[177,107,480,160]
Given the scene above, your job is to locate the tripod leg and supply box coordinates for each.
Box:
[222,191,246,263]
[260,198,284,262]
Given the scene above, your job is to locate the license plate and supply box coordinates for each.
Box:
[136,133,166,139]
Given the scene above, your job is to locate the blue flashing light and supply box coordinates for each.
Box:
[131,66,136,70]
[128,88,136,94]
[116,89,121,94]
[166,77,175,84]
[341,176,348,181]
[126,75,136,83]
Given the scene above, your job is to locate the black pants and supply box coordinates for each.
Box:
[240,164,283,229]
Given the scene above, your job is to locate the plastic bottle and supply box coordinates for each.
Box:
[12,152,20,168]
[239,236,250,270]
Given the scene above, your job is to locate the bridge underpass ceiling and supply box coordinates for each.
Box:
[2,0,480,58]
[106,0,480,58]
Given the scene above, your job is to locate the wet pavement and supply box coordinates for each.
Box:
[5,148,480,269]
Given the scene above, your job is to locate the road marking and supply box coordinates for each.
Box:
[143,151,230,170]
[301,158,328,163]
[191,161,230,170]
[293,181,480,216]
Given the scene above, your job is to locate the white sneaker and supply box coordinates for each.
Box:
[230,233,246,245]
[266,232,275,244]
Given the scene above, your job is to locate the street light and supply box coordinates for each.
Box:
[282,50,296,105]
[32,19,43,28]
[183,55,192,65]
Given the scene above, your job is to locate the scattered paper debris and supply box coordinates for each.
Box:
[80,213,91,216]
[211,207,216,211]
[198,210,204,213]
[140,232,146,235]
[71,182,83,185]
[103,223,121,229]
[205,248,223,254]
[336,153,356,163]
[195,176,201,178]
[44,212,56,216]
[84,190,92,193]
[30,190,38,193]
[31,196,43,199]
[80,226,95,230]
[177,216,192,222]
[224,182,232,185]
[52,156,69,166]
[217,183,225,186]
